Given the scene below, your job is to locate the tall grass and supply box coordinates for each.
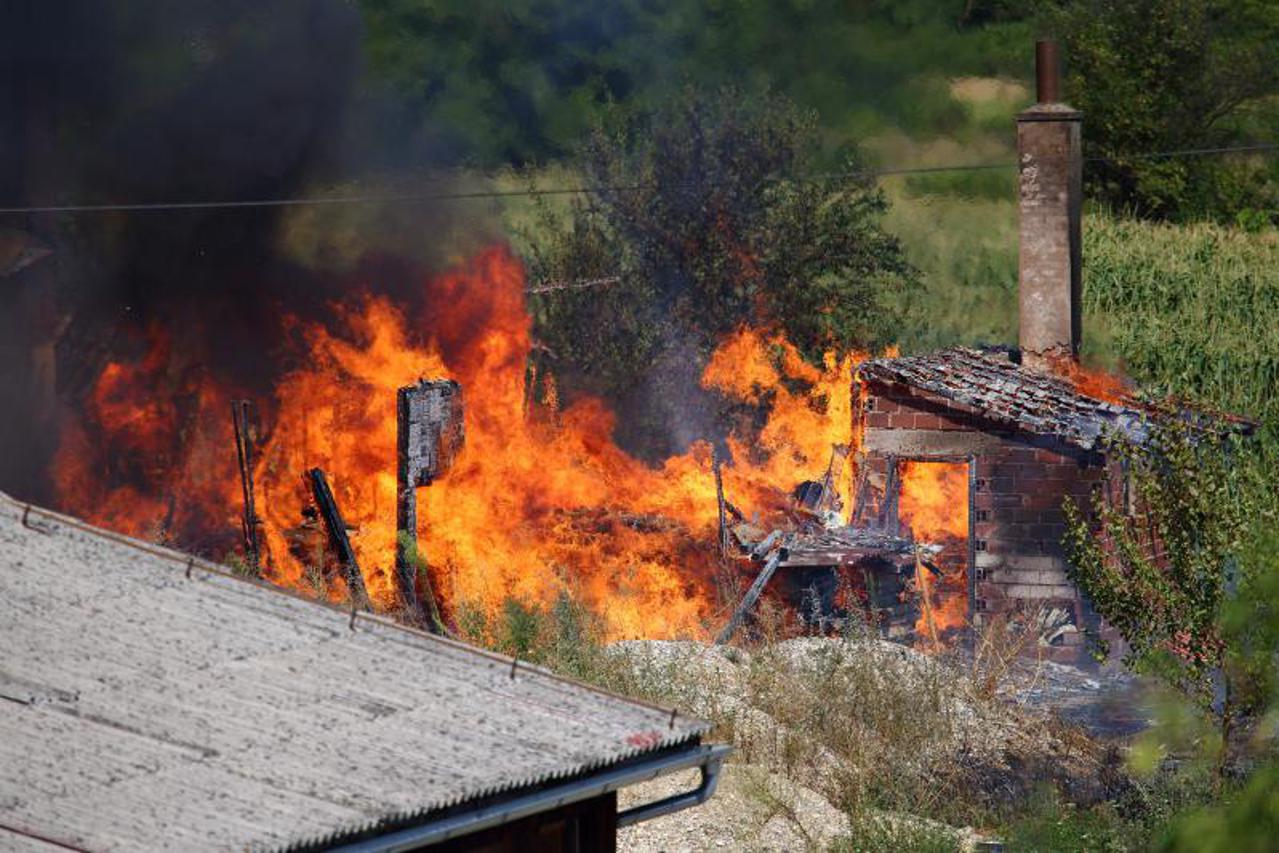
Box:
[886,197,1279,432]
[1082,214,1279,424]
[883,187,1018,353]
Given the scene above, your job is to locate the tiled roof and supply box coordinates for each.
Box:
[0,493,709,852]
[858,347,1151,450]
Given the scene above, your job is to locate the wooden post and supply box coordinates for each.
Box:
[915,547,940,652]
[817,444,849,517]
[712,447,728,557]
[395,380,464,632]
[230,400,260,574]
[308,468,369,608]
[878,455,900,535]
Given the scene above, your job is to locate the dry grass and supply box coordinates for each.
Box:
[452,592,1129,848]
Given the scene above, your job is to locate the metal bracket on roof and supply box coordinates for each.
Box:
[20,504,52,535]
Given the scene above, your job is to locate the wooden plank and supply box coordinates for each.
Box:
[395,380,464,631]
[716,546,785,644]
[307,467,369,608]
[712,447,728,557]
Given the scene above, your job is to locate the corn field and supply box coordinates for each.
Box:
[1083,214,1279,427]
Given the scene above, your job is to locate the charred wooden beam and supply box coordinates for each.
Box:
[396,379,464,632]
[750,530,781,560]
[818,444,849,515]
[850,460,871,526]
[230,400,260,574]
[716,542,786,645]
[308,468,368,608]
[877,455,901,535]
[712,447,729,558]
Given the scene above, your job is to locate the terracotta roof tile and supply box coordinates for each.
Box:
[858,347,1150,450]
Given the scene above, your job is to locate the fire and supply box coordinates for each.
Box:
[898,460,970,638]
[52,246,862,641]
[1046,354,1133,405]
[53,324,241,546]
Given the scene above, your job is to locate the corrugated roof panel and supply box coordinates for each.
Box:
[0,494,709,852]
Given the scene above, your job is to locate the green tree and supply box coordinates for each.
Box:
[1051,0,1279,220]
[524,87,916,456]
[357,1,1036,167]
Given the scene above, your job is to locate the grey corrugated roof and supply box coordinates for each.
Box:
[858,347,1151,450]
[0,493,709,852]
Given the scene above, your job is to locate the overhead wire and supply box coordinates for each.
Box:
[0,142,1273,216]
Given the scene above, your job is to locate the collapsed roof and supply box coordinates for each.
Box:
[858,346,1154,451]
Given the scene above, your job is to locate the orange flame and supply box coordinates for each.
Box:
[53,246,865,641]
[898,460,970,638]
[1045,355,1133,405]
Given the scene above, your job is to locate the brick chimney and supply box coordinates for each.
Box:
[1017,40,1082,372]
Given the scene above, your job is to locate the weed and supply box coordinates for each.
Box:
[224,552,261,580]
[303,564,327,599]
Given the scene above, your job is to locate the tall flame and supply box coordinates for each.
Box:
[898,460,970,636]
[52,246,863,641]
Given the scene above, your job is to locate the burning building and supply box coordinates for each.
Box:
[851,42,1246,662]
[25,31,1249,659]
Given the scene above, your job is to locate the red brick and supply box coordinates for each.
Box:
[1003,446,1039,464]
[865,412,890,429]
[1023,492,1067,511]
[988,461,1019,478]
[975,493,1022,510]
[988,477,1016,494]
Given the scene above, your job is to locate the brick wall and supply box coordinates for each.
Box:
[858,380,1108,663]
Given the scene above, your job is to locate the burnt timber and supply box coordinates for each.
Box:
[230,399,260,573]
[308,467,369,607]
[395,379,465,630]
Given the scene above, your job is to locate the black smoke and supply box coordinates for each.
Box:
[0,1,491,501]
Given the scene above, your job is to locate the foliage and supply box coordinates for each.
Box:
[452,591,609,682]
[358,0,1036,165]
[828,814,960,852]
[224,552,261,580]
[1003,767,1231,853]
[1082,215,1279,423]
[1159,762,1279,852]
[525,87,916,454]
[1002,789,1133,852]
[1063,419,1270,745]
[882,185,1018,353]
[1049,0,1279,221]
[1068,211,1279,843]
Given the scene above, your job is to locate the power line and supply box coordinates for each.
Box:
[0,164,990,215]
[526,275,621,294]
[0,142,1273,216]
[1086,142,1279,163]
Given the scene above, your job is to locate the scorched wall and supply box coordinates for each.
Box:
[857,380,1110,664]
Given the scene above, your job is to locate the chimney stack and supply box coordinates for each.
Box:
[1017,39,1082,372]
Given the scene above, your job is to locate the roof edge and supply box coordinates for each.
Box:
[0,491,711,733]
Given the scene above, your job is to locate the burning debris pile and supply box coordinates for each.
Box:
[52,246,974,644]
